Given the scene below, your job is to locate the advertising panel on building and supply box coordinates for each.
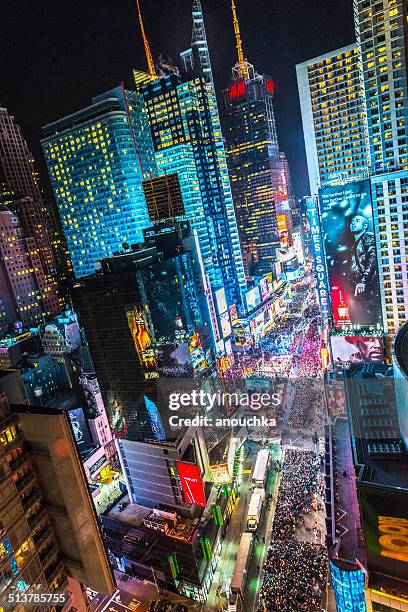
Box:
[68,407,93,455]
[245,287,261,312]
[330,335,384,368]
[306,197,330,321]
[319,180,382,328]
[358,484,408,582]
[220,311,232,339]
[329,561,366,612]
[177,462,206,507]
[215,288,228,315]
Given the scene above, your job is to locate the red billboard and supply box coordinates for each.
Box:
[177,462,206,507]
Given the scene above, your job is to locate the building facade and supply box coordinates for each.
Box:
[222,67,281,276]
[72,221,213,441]
[354,0,408,334]
[0,107,60,290]
[0,206,60,332]
[41,87,157,278]
[140,73,246,310]
[296,44,371,195]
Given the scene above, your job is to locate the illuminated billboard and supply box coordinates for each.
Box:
[276,214,289,247]
[177,462,206,507]
[229,303,239,326]
[319,180,382,328]
[68,407,93,455]
[329,561,366,612]
[215,288,228,315]
[259,278,270,301]
[330,335,384,367]
[306,197,330,320]
[220,311,232,338]
[245,286,261,312]
[209,438,236,485]
[358,484,408,582]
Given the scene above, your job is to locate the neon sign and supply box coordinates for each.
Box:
[228,80,246,100]
[265,79,275,94]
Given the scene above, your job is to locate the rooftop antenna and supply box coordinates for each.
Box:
[230,0,248,79]
[135,0,157,79]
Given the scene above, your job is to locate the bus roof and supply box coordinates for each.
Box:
[230,533,253,592]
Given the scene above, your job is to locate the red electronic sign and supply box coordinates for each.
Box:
[265,79,275,94]
[228,80,246,100]
[177,462,206,507]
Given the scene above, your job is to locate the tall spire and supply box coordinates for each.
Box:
[230,0,249,80]
[135,0,157,80]
[191,0,213,84]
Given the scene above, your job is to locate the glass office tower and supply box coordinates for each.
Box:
[41,87,156,279]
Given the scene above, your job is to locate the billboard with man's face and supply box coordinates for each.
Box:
[331,335,384,368]
[319,180,382,328]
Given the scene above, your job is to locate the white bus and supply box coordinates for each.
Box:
[252,448,270,489]
[228,532,254,612]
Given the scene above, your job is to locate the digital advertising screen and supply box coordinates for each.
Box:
[177,462,206,507]
[319,180,382,328]
[259,278,270,301]
[220,311,232,339]
[330,335,384,367]
[215,288,228,315]
[329,561,366,612]
[229,303,239,326]
[245,286,261,312]
[68,407,93,454]
[358,484,408,582]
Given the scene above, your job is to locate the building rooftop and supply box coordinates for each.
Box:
[106,494,198,542]
[344,364,408,488]
[327,419,366,567]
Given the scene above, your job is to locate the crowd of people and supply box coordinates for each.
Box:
[258,449,327,611]
[272,449,320,539]
[259,540,327,611]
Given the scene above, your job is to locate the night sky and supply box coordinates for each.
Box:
[1,0,354,196]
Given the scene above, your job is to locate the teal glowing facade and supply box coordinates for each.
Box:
[140,76,245,312]
[41,87,156,278]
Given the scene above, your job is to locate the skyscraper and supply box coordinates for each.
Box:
[0,380,115,607]
[72,220,213,441]
[136,0,246,310]
[222,0,294,276]
[296,44,371,195]
[41,86,156,278]
[354,0,408,335]
[0,206,60,332]
[0,108,58,278]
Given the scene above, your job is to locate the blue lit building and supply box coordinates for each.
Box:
[41,87,156,278]
[137,1,246,311]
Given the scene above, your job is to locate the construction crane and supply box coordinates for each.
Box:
[230,0,248,79]
[135,0,156,80]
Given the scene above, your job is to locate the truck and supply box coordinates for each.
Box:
[228,532,254,612]
[252,448,270,489]
[246,489,265,532]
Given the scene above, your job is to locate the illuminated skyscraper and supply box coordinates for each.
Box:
[137,0,246,310]
[354,0,408,335]
[0,206,60,332]
[223,69,280,276]
[222,1,295,277]
[41,86,156,278]
[296,44,371,195]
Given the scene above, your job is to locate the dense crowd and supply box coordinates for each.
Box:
[259,540,327,612]
[272,449,320,539]
[258,449,327,611]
